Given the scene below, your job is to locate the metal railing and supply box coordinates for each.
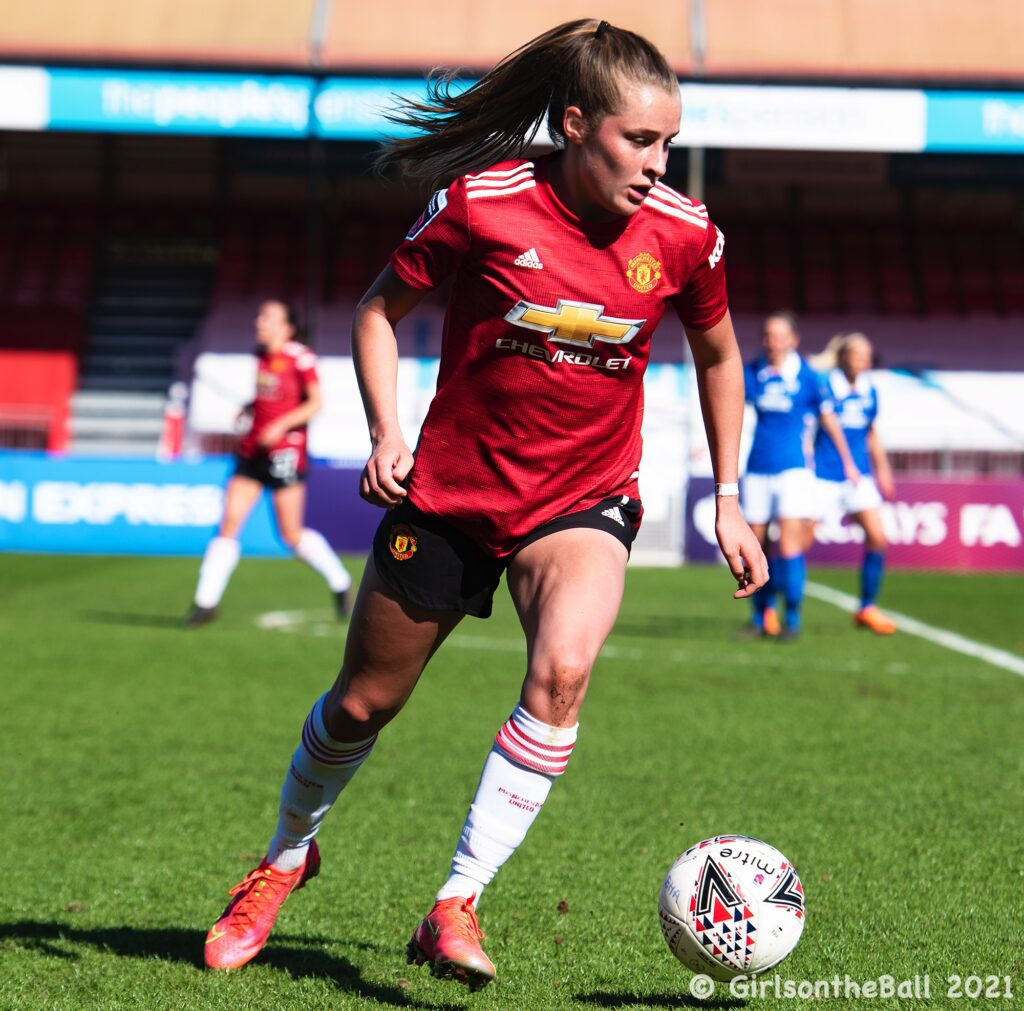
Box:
[0,410,51,450]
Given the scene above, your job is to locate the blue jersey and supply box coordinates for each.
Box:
[744,352,833,474]
[814,368,878,481]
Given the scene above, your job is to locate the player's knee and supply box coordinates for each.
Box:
[527,657,591,723]
[325,684,398,738]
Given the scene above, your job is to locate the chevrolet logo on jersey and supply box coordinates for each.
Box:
[505,299,645,349]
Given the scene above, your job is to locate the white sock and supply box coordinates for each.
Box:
[437,703,578,906]
[194,536,240,608]
[295,528,352,592]
[267,693,376,871]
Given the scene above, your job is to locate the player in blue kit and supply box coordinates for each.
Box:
[742,311,858,638]
[814,332,897,634]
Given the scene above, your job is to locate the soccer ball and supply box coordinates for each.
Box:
[658,835,805,981]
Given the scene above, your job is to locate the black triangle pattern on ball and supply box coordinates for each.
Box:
[690,860,756,971]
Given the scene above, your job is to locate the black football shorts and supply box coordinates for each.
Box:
[372,495,642,618]
[234,450,307,490]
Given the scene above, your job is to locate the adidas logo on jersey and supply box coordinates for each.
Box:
[514,247,544,269]
[601,506,625,527]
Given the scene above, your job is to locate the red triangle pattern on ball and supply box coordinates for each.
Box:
[689,862,757,972]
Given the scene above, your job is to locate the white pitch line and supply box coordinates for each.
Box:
[805,580,1024,678]
[256,613,862,671]
[258,594,1024,679]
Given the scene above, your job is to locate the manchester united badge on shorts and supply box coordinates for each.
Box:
[626,251,662,294]
[388,524,418,561]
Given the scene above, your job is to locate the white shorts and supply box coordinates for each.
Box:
[815,476,883,521]
[741,468,817,524]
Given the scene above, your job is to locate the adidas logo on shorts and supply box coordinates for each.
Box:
[514,247,544,269]
[601,506,625,527]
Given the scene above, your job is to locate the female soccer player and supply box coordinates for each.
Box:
[741,311,858,639]
[814,332,897,634]
[183,299,352,626]
[203,20,767,989]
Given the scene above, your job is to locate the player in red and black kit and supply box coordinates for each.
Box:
[203,22,767,987]
[183,300,352,626]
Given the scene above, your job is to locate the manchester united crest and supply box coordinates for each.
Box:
[626,251,663,294]
[388,524,418,561]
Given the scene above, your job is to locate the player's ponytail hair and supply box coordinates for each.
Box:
[809,331,873,373]
[375,19,677,188]
[807,334,843,373]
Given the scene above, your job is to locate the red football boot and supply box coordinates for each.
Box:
[407,894,496,991]
[204,840,320,970]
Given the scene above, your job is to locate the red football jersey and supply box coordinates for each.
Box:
[390,154,728,556]
[239,340,318,469]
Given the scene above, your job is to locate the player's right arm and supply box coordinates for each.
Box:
[354,266,429,507]
[867,426,895,499]
[357,178,470,506]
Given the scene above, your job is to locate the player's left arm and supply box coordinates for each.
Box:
[257,380,322,447]
[867,426,895,499]
[686,310,769,598]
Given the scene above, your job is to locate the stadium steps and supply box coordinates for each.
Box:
[68,391,166,456]
[71,247,213,456]
[93,293,208,315]
[90,315,204,337]
[80,351,178,377]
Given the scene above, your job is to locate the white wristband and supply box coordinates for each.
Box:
[715,482,740,497]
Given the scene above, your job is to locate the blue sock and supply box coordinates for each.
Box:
[751,563,776,627]
[777,554,806,631]
[861,551,885,608]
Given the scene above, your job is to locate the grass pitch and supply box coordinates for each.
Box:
[1,554,1021,1010]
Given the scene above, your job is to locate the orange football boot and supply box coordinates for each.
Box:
[407,894,496,991]
[762,606,781,637]
[854,605,897,635]
[204,840,320,970]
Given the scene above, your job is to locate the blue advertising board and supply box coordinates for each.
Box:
[8,64,1024,154]
[312,76,472,139]
[48,69,312,136]
[925,91,1024,152]
[0,453,382,557]
[0,453,285,555]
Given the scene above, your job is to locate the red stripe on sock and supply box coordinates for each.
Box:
[495,721,573,775]
[503,717,575,754]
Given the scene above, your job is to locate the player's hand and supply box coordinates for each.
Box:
[715,499,769,599]
[843,461,862,485]
[361,434,414,507]
[878,472,896,501]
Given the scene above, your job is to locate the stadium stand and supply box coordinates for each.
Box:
[6,0,1024,83]
[184,203,1024,372]
[2,1,1023,467]
[0,307,83,451]
[2,0,315,68]
[0,202,93,450]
